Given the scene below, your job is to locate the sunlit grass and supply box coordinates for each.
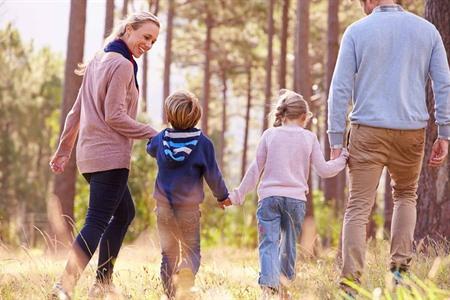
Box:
[0,235,449,299]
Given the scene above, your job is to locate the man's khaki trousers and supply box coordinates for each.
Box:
[342,124,425,280]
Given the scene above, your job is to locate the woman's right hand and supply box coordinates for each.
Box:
[49,155,69,174]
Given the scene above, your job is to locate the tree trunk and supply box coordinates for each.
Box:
[293,0,311,103]
[141,0,159,114]
[262,0,274,132]
[219,70,227,175]
[122,0,129,18]
[323,0,345,206]
[242,65,252,179]
[202,9,213,135]
[49,0,87,249]
[384,171,393,239]
[279,0,289,90]
[162,0,174,124]
[104,0,115,40]
[294,0,317,256]
[415,0,450,246]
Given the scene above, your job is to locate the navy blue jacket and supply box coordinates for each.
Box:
[147,128,228,208]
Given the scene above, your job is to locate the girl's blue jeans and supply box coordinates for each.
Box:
[256,196,306,289]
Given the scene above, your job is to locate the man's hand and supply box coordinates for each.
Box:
[218,198,232,210]
[429,138,448,167]
[330,148,343,160]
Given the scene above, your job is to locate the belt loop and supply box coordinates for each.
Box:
[357,124,361,129]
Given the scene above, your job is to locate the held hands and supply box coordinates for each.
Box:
[330,148,349,160]
[49,155,69,174]
[429,138,448,167]
[218,198,232,210]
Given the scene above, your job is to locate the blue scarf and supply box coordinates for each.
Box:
[104,39,139,90]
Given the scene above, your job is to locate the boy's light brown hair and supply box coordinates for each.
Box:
[164,90,202,130]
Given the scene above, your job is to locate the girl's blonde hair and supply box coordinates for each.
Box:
[75,12,160,76]
[165,90,202,130]
[273,89,312,127]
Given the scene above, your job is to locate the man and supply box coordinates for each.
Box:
[327,0,450,294]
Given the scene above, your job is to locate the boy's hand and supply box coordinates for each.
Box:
[218,198,232,210]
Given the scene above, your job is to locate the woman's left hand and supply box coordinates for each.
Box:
[49,155,69,174]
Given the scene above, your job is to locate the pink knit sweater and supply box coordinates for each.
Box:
[54,53,157,173]
[230,125,348,205]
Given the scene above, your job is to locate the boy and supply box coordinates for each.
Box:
[146,90,230,299]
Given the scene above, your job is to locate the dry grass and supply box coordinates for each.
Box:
[0,235,449,300]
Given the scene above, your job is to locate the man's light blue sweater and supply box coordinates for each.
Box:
[328,5,450,147]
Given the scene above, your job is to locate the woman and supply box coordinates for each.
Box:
[49,12,160,300]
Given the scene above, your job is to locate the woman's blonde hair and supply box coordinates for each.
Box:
[75,12,160,76]
[272,89,312,127]
[165,90,202,130]
[104,11,160,46]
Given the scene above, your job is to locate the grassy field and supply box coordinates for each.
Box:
[0,234,449,300]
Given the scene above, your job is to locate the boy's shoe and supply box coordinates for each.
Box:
[50,283,71,300]
[260,286,278,300]
[87,281,123,300]
[174,268,198,300]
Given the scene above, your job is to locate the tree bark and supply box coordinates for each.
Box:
[384,171,393,239]
[415,0,450,246]
[262,0,274,132]
[49,0,87,248]
[293,0,311,103]
[122,0,129,18]
[279,0,289,90]
[201,9,213,135]
[104,0,115,40]
[162,0,175,124]
[219,70,227,175]
[242,65,252,179]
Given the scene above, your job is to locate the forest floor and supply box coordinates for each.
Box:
[1,233,449,300]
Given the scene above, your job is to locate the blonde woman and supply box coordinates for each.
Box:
[49,12,160,299]
[229,89,348,299]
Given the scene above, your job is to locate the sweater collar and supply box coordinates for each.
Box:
[373,4,404,13]
[104,39,139,90]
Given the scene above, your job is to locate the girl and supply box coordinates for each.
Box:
[229,89,348,299]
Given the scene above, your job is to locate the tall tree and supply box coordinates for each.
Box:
[324,0,346,210]
[104,0,115,39]
[415,0,450,244]
[294,0,317,256]
[141,0,159,113]
[202,8,213,135]
[279,0,289,89]
[49,0,87,247]
[122,0,129,18]
[384,172,393,239]
[162,0,174,123]
[262,0,274,132]
[242,64,252,179]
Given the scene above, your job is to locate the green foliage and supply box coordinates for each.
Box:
[0,24,63,244]
[312,189,342,247]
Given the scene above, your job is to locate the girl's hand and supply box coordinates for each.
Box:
[49,155,69,174]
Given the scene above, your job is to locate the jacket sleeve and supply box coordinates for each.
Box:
[328,26,356,147]
[311,135,348,178]
[54,75,85,158]
[203,138,229,202]
[229,132,267,205]
[146,134,159,158]
[104,61,158,139]
[430,28,450,139]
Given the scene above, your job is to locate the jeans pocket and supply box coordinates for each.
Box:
[257,198,278,221]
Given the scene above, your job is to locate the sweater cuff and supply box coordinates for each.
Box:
[217,192,229,202]
[438,125,450,140]
[329,133,344,147]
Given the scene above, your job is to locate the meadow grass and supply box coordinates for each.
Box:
[0,234,449,299]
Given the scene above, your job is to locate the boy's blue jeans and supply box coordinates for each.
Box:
[257,196,306,289]
[155,205,201,297]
